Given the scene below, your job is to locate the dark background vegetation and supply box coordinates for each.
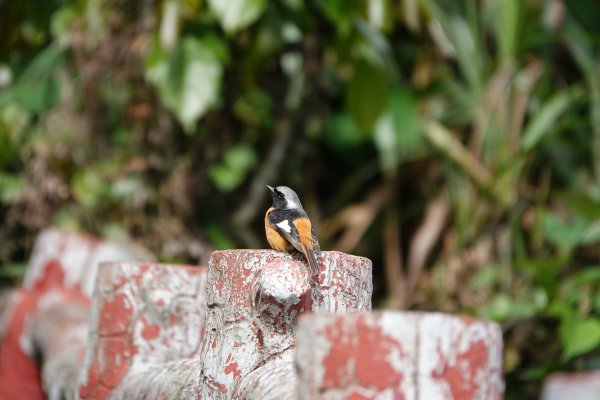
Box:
[1,0,600,397]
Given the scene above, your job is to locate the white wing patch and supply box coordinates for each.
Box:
[276,219,292,233]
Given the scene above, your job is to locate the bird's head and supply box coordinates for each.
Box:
[267,185,303,210]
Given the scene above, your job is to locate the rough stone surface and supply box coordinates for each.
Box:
[541,371,600,400]
[296,311,504,400]
[232,360,297,399]
[78,261,207,400]
[0,228,150,400]
[199,250,373,400]
[31,290,89,400]
[110,358,202,399]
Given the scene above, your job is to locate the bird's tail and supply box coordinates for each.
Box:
[302,244,319,277]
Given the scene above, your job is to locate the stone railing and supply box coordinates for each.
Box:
[0,229,505,399]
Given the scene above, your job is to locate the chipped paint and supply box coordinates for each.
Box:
[78,262,207,399]
[297,311,503,400]
[199,250,373,399]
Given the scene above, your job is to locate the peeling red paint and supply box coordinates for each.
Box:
[80,262,207,399]
[348,393,370,400]
[98,337,132,388]
[320,316,404,398]
[297,312,503,400]
[32,259,66,292]
[141,321,161,340]
[98,292,133,336]
[0,290,45,400]
[354,318,403,391]
[225,362,242,379]
[435,338,490,399]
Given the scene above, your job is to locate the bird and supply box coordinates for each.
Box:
[264,185,320,276]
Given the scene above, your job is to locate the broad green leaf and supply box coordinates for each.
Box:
[146,37,224,132]
[208,0,267,34]
[520,87,584,151]
[346,60,389,133]
[561,317,600,359]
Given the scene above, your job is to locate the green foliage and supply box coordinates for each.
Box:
[208,0,267,34]
[1,1,600,397]
[209,144,257,191]
[146,36,225,132]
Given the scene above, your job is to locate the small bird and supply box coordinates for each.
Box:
[265,185,320,276]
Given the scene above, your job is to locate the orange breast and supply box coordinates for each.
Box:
[265,208,292,251]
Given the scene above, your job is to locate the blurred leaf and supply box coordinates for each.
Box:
[347,60,389,133]
[366,0,393,32]
[564,0,600,34]
[0,45,64,113]
[0,263,27,279]
[209,144,257,191]
[53,208,81,231]
[146,36,224,132]
[71,168,109,209]
[565,28,600,179]
[561,316,600,360]
[354,19,397,75]
[469,264,505,289]
[325,112,363,147]
[317,0,358,36]
[208,0,267,34]
[543,213,589,252]
[50,6,76,47]
[490,0,520,63]
[521,87,584,151]
[564,267,600,288]
[0,173,25,204]
[205,224,236,249]
[479,293,512,321]
[233,88,273,127]
[582,222,600,244]
[423,0,483,93]
[373,86,422,175]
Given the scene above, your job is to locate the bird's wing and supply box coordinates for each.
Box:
[268,209,304,253]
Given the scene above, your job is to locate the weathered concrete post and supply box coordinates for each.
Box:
[199,249,373,400]
[78,261,207,399]
[296,311,504,399]
[541,372,600,400]
[0,229,149,400]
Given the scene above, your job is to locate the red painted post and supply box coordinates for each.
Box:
[541,372,600,400]
[0,229,149,400]
[296,311,504,400]
[199,249,373,399]
[78,261,207,399]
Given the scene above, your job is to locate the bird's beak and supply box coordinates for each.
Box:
[266,185,274,192]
